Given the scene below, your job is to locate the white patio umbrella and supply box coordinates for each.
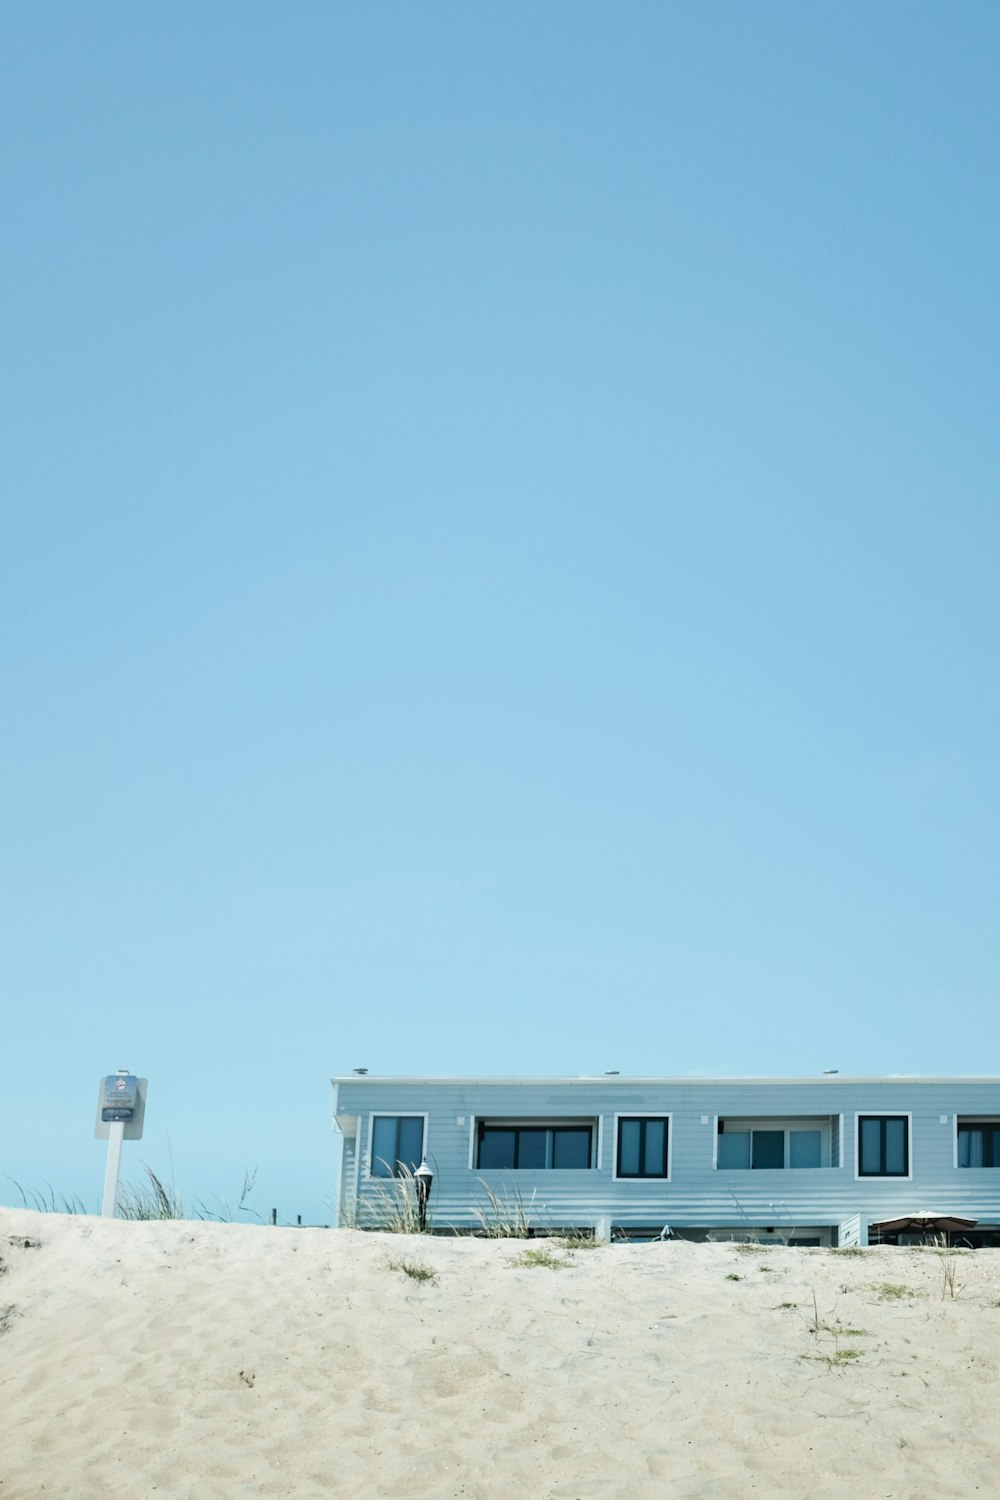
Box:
[870,1210,978,1236]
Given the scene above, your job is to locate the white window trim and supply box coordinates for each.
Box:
[365,1112,429,1181]
[353,1126,362,1205]
[469,1117,600,1171]
[611,1111,673,1182]
[713,1116,833,1171]
[710,1116,839,1171]
[853,1110,913,1182]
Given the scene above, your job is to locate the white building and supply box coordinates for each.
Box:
[332,1072,1000,1246]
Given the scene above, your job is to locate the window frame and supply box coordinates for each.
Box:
[613,1113,673,1181]
[366,1112,428,1180]
[713,1117,830,1171]
[473,1118,597,1171]
[855,1112,911,1180]
[956,1119,1000,1169]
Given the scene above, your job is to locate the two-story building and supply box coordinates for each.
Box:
[331,1072,1000,1246]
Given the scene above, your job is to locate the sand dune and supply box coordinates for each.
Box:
[1,1208,999,1498]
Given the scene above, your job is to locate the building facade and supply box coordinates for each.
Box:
[331,1074,1000,1246]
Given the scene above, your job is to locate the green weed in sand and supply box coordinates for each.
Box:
[804,1347,864,1369]
[873,1282,918,1301]
[512,1247,569,1270]
[384,1256,437,1284]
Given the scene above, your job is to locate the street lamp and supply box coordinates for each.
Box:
[414,1159,433,1232]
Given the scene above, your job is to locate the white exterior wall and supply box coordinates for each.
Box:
[330,1075,1000,1239]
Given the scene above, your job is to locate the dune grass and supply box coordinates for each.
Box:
[511,1247,569,1270]
[474,1181,538,1238]
[357,1164,428,1234]
[384,1255,437,1283]
[872,1282,919,1301]
[6,1179,87,1215]
[117,1167,184,1221]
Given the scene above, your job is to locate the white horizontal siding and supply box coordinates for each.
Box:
[334,1077,1000,1231]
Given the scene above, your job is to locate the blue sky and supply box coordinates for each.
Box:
[2,3,998,1226]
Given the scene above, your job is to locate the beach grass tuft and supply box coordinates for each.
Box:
[360,1165,427,1234]
[474,1181,538,1239]
[804,1347,864,1368]
[511,1247,569,1270]
[117,1166,183,1221]
[195,1168,261,1223]
[384,1256,437,1284]
[935,1247,961,1300]
[872,1282,917,1301]
[6,1178,87,1215]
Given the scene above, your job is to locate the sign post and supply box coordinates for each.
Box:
[102,1118,127,1218]
[94,1071,147,1217]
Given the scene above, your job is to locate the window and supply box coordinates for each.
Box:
[716,1123,823,1170]
[958,1121,1000,1168]
[476,1121,593,1170]
[789,1131,822,1167]
[858,1115,909,1177]
[370,1115,425,1178]
[616,1117,669,1178]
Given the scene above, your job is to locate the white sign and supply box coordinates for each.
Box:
[95,1071,148,1218]
[95,1075,147,1142]
[101,1073,137,1122]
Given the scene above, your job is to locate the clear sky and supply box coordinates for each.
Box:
[2,3,998,1228]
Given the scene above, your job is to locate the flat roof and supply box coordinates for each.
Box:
[331,1073,1000,1086]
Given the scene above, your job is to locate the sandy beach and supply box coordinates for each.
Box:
[1,1208,998,1499]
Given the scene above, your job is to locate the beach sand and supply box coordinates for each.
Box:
[1,1208,998,1498]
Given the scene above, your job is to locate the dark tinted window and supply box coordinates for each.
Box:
[859,1116,908,1176]
[616,1118,669,1177]
[553,1128,592,1169]
[476,1123,593,1169]
[371,1116,424,1178]
[478,1128,516,1169]
[958,1125,1000,1167]
[752,1131,784,1169]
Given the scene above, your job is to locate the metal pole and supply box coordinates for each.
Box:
[414,1161,433,1233]
[101,1121,126,1217]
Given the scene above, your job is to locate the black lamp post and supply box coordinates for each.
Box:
[414,1159,433,1232]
